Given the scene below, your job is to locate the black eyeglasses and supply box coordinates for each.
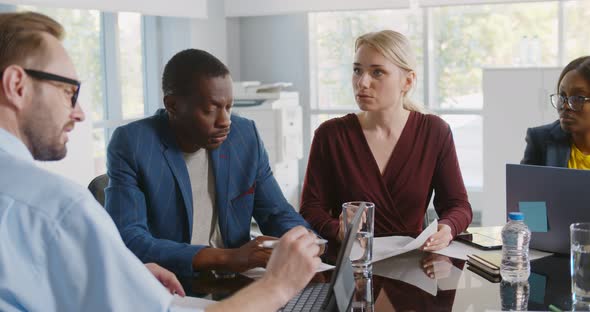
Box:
[24,69,81,108]
[550,94,590,112]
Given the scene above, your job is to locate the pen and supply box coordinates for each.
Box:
[548,304,562,312]
[259,239,328,249]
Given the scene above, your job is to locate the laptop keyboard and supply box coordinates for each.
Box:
[279,283,330,312]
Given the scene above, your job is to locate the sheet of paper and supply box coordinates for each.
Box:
[170,295,216,312]
[240,262,335,280]
[436,264,465,291]
[518,201,549,232]
[371,220,438,263]
[373,251,438,295]
[433,240,482,260]
[240,267,266,279]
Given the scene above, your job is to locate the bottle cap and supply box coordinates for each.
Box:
[508,212,524,221]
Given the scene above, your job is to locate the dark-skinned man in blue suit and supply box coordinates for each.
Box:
[105,49,314,277]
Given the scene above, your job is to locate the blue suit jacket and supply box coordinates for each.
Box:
[521,120,570,167]
[105,109,310,276]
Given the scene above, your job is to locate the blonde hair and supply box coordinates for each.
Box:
[0,12,64,71]
[355,30,425,113]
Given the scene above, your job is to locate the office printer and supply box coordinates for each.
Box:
[232,81,303,209]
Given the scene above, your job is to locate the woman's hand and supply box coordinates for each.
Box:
[420,253,453,279]
[421,224,452,251]
[337,207,366,241]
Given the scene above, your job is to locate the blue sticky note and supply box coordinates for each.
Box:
[529,272,547,304]
[518,201,548,232]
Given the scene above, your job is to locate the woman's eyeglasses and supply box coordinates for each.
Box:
[550,94,590,112]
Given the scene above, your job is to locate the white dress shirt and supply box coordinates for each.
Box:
[0,128,173,312]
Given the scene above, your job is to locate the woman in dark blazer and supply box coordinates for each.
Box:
[522,56,590,168]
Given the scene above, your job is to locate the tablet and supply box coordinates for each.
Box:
[456,233,502,250]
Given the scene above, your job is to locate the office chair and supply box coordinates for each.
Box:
[88,174,109,207]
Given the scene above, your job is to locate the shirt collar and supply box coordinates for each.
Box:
[0,128,34,163]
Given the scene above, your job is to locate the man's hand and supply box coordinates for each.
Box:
[225,236,275,272]
[145,263,185,296]
[261,226,321,305]
[205,227,321,312]
[421,224,453,251]
[192,236,276,273]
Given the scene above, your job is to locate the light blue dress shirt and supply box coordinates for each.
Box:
[0,129,173,311]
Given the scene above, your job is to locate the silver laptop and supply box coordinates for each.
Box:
[506,164,590,254]
[279,207,362,312]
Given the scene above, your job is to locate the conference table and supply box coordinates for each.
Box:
[179,246,573,311]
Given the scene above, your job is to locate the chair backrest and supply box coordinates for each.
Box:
[88,174,109,207]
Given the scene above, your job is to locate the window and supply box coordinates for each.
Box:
[310,10,423,111]
[17,6,104,121]
[563,1,590,62]
[430,3,558,111]
[309,1,588,189]
[18,7,149,177]
[118,12,145,119]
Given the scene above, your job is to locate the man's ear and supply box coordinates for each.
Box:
[163,95,178,117]
[1,65,28,111]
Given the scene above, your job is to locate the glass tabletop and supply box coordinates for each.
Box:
[179,250,573,311]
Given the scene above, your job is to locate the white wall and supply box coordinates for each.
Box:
[231,14,311,186]
[187,0,241,78]
[482,67,561,226]
[191,0,228,64]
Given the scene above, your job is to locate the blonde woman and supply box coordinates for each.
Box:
[300,30,472,262]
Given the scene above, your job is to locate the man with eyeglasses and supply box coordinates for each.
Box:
[0,11,320,312]
[522,56,590,169]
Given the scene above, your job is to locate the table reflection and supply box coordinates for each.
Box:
[355,251,464,312]
[180,251,573,311]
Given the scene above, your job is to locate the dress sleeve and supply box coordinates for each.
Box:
[431,123,473,237]
[300,126,340,241]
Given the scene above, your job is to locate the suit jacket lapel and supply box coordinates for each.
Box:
[157,110,194,235]
[211,141,231,247]
[547,122,570,167]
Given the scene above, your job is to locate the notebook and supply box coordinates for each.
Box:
[466,253,502,282]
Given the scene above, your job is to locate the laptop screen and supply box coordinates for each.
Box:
[506,164,590,254]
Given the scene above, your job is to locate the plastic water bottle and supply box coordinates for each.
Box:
[500,212,531,283]
[500,280,530,311]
